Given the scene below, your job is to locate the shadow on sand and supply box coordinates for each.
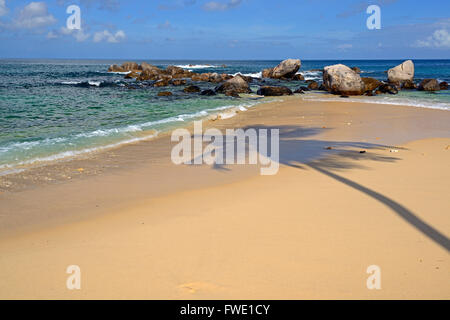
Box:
[186,124,449,251]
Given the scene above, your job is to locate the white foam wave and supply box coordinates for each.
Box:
[176,64,218,69]
[0,99,271,176]
[88,80,102,87]
[0,132,159,173]
[297,70,322,81]
[303,95,450,111]
[107,71,131,75]
[61,81,82,85]
[232,72,262,78]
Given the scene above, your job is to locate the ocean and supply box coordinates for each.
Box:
[0,59,449,175]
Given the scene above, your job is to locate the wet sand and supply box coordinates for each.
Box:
[0,96,449,299]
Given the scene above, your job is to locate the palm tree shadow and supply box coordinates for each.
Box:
[190,124,449,251]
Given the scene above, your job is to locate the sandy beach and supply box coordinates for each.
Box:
[0,96,449,299]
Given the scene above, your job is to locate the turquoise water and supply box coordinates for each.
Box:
[0,59,449,174]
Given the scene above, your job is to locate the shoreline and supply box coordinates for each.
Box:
[1,92,448,180]
[0,96,449,231]
[0,96,449,299]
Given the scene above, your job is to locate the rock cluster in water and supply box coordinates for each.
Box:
[107,59,447,98]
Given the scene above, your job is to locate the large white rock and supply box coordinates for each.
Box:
[323,64,365,95]
[388,60,414,84]
[271,59,301,79]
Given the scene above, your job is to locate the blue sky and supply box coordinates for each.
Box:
[0,0,449,59]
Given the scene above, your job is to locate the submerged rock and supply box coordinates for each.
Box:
[153,79,170,87]
[225,90,240,98]
[157,91,172,97]
[200,89,216,96]
[307,80,319,90]
[401,80,417,90]
[440,81,449,90]
[183,85,201,93]
[257,86,293,96]
[292,74,305,81]
[124,71,139,79]
[323,64,365,95]
[418,79,440,91]
[170,79,187,86]
[361,77,382,92]
[377,83,398,94]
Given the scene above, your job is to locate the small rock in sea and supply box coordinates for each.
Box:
[215,75,251,94]
[351,66,361,74]
[439,81,448,90]
[377,83,398,94]
[325,146,333,150]
[225,90,240,98]
[340,95,349,98]
[257,86,293,96]
[418,79,440,91]
[124,71,139,79]
[307,80,319,90]
[362,77,382,91]
[183,85,201,93]
[200,89,216,96]
[158,91,173,97]
[153,79,170,87]
[294,88,305,94]
[359,150,366,154]
[401,80,417,90]
[170,79,187,86]
[292,74,305,81]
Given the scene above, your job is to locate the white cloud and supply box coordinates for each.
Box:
[337,43,353,51]
[203,0,242,11]
[0,0,8,17]
[46,30,58,39]
[93,29,126,43]
[415,29,450,48]
[14,2,56,29]
[47,26,90,42]
[158,20,173,30]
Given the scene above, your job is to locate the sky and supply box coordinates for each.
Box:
[0,0,449,59]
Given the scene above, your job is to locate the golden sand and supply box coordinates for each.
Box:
[0,96,449,299]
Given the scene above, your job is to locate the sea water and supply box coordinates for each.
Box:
[0,59,449,174]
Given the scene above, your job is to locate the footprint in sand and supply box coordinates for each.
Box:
[178,282,220,294]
